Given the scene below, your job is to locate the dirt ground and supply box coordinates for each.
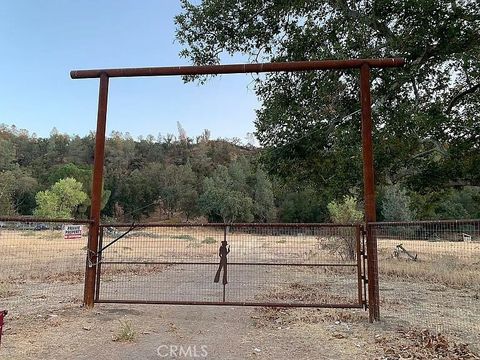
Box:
[1,227,479,359]
[1,290,479,359]
[1,269,479,359]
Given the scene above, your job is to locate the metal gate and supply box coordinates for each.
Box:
[93,223,367,308]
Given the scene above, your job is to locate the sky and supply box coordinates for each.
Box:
[0,1,259,141]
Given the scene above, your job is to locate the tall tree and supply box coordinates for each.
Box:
[380,184,416,221]
[34,178,88,218]
[199,165,254,223]
[253,167,276,222]
[159,163,199,219]
[175,0,480,195]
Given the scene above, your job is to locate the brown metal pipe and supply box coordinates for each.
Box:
[360,64,380,322]
[94,228,104,302]
[95,299,363,309]
[71,58,405,79]
[84,73,109,308]
[99,261,358,267]
[369,219,479,226]
[0,216,92,224]
[355,226,363,306]
[99,222,360,228]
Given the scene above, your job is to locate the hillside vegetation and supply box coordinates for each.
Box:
[0,124,479,222]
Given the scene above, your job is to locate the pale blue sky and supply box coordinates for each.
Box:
[0,1,259,141]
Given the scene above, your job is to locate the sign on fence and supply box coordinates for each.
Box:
[63,225,83,239]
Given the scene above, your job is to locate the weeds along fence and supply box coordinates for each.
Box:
[0,217,91,312]
[370,220,480,344]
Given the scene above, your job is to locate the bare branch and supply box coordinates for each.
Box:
[446,83,480,114]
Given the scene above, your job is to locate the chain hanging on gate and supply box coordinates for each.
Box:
[214,226,230,302]
[88,223,136,268]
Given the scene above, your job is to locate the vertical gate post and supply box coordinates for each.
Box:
[355,225,363,306]
[84,73,109,308]
[360,63,380,322]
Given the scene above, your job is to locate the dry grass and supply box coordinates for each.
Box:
[3,229,479,290]
[112,319,136,342]
[252,281,366,327]
[2,226,479,358]
[0,227,334,290]
[2,228,479,286]
[377,239,480,290]
[0,281,13,298]
[379,257,480,290]
[375,329,480,359]
[258,282,351,304]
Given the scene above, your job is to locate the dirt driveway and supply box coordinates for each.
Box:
[1,265,479,359]
[1,227,479,359]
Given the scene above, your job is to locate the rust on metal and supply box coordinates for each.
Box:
[99,261,358,267]
[71,58,405,79]
[360,63,380,322]
[369,219,480,226]
[356,225,363,306]
[95,300,364,308]
[95,222,364,308]
[73,57,405,310]
[84,72,109,308]
[99,222,361,228]
[0,216,92,224]
[214,238,230,285]
[94,227,104,302]
[362,229,368,310]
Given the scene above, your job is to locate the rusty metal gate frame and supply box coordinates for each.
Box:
[71,57,405,321]
[92,223,367,309]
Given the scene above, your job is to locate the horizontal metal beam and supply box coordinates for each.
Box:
[369,219,480,226]
[100,222,360,228]
[100,261,358,267]
[95,299,363,308]
[71,58,405,79]
[0,216,93,224]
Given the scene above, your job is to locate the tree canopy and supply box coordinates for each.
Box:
[175,0,480,198]
[34,178,88,218]
[1,123,479,222]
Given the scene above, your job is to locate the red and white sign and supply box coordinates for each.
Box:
[63,225,83,239]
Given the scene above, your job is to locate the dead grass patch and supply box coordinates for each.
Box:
[0,281,13,298]
[376,329,480,359]
[379,257,480,290]
[253,281,366,327]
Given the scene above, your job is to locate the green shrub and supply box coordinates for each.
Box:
[324,196,363,261]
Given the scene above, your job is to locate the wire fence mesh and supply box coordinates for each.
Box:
[0,217,90,316]
[96,224,363,307]
[371,220,480,345]
[1,216,479,345]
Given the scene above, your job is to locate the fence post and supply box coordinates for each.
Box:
[84,73,109,308]
[355,225,363,306]
[360,63,380,322]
